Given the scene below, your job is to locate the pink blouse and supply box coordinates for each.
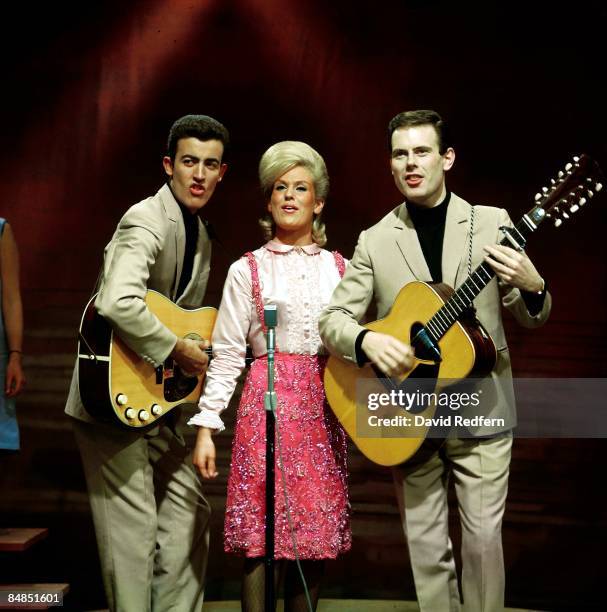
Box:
[188,240,346,431]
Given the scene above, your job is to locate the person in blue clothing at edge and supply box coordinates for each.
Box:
[0,218,26,455]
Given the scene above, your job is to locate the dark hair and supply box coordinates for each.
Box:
[167,114,230,161]
[387,109,451,154]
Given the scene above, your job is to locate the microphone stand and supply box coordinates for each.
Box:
[263,305,277,612]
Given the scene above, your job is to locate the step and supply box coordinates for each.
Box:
[0,528,48,552]
[0,583,69,609]
[198,601,544,612]
[84,600,546,612]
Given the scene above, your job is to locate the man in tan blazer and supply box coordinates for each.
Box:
[319,109,551,611]
[65,115,228,612]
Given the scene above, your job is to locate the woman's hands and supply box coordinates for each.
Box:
[192,426,219,479]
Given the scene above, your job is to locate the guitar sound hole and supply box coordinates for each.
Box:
[164,364,198,402]
[411,322,441,362]
[163,333,203,402]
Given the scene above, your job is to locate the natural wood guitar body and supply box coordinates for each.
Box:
[324,281,496,466]
[78,290,217,428]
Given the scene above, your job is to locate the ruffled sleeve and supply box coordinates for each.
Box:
[187,258,253,431]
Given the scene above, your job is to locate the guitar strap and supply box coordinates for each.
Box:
[467,204,475,277]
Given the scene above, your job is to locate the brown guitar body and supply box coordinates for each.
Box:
[78,290,217,429]
[324,280,496,466]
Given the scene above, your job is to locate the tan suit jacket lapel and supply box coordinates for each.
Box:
[441,194,471,288]
[159,184,185,301]
[394,203,433,282]
[178,219,208,305]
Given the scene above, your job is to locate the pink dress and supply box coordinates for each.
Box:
[189,241,351,559]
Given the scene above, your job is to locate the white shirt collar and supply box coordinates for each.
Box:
[263,240,321,255]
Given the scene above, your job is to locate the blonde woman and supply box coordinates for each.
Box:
[190,141,351,611]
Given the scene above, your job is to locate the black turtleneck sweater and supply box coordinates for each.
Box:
[354,192,546,365]
[407,191,451,282]
[406,191,545,315]
[169,185,200,300]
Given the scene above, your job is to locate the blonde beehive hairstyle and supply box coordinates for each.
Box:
[258,141,329,246]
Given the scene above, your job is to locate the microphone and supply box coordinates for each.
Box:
[264,305,277,353]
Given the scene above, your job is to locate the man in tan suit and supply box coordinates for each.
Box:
[319,110,551,611]
[65,115,228,612]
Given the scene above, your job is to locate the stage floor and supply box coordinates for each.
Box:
[88,602,543,612]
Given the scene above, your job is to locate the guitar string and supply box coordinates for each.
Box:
[380,206,478,392]
[422,159,589,343]
[425,204,475,343]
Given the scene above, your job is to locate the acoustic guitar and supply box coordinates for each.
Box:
[324,154,603,466]
[77,290,217,428]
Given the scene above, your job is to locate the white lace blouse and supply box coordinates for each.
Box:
[187,240,345,431]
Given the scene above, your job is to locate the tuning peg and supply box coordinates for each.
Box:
[550,178,556,185]
[558,171,564,178]
[562,212,570,219]
[588,190,594,198]
[596,182,603,192]
[573,155,580,162]
[555,218,563,227]
[542,186,549,194]
[534,192,543,201]
[579,197,587,206]
[565,163,573,171]
[570,204,579,213]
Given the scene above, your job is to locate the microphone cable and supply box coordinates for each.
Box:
[273,397,314,612]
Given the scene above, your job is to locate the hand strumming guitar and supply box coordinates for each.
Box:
[170,337,210,377]
[361,332,415,377]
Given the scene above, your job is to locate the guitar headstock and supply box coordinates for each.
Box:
[528,154,603,227]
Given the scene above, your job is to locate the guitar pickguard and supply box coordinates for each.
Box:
[78,290,217,429]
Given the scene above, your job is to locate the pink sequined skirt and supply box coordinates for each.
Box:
[224,353,351,559]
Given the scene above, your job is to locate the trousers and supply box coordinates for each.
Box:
[72,413,211,612]
[392,434,512,612]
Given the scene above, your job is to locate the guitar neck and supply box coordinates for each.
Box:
[425,206,547,343]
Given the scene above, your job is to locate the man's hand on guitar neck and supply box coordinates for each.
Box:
[170,337,210,377]
[361,332,414,377]
[483,245,544,293]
